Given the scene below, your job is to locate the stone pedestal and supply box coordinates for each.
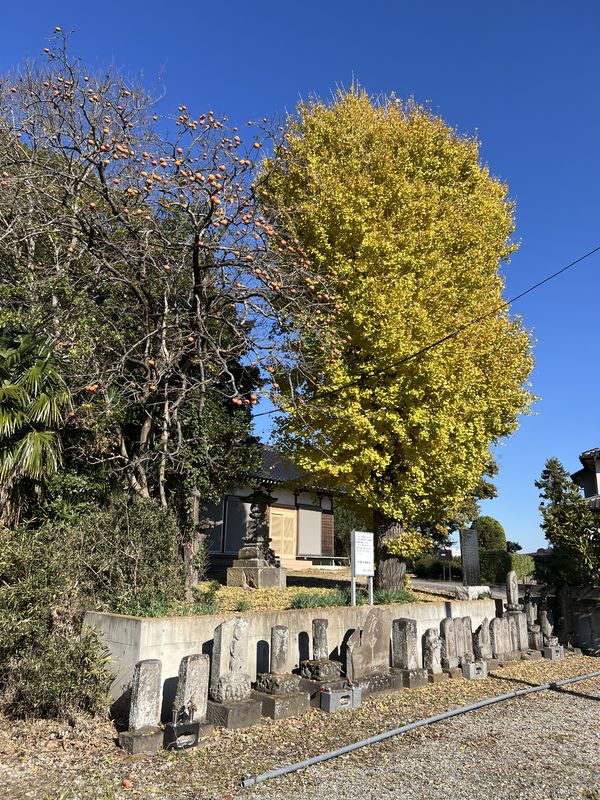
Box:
[521,649,543,661]
[355,670,404,696]
[428,670,449,684]
[163,721,214,751]
[543,645,565,661]
[253,671,310,720]
[461,660,487,680]
[252,690,310,720]
[394,667,428,689]
[227,560,286,588]
[207,698,262,729]
[443,666,463,679]
[118,726,164,755]
[299,677,347,708]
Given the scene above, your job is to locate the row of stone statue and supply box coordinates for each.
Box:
[119,571,563,753]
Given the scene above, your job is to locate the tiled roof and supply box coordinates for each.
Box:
[246,445,336,493]
[579,448,600,463]
[584,494,600,511]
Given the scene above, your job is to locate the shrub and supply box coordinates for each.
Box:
[193,580,221,615]
[290,590,349,609]
[373,588,418,605]
[0,525,112,719]
[235,598,250,612]
[480,550,535,583]
[413,555,463,580]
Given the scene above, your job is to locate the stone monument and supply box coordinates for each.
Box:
[391,618,428,688]
[164,654,213,750]
[227,489,286,589]
[253,625,310,719]
[503,570,532,659]
[459,616,487,679]
[299,618,345,707]
[440,618,461,678]
[346,608,402,695]
[540,609,565,660]
[422,628,447,683]
[473,617,497,669]
[118,659,164,754]
[207,618,262,729]
[460,528,481,586]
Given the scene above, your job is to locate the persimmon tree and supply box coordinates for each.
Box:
[261,90,534,588]
[0,34,334,544]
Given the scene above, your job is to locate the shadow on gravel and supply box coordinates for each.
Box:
[489,672,600,702]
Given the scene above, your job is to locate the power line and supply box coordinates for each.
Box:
[253,242,600,418]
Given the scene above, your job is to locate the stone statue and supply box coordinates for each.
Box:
[423,628,442,674]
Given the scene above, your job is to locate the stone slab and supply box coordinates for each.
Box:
[206,698,262,729]
[226,566,287,589]
[521,649,543,661]
[163,721,213,751]
[428,671,450,684]
[319,685,362,713]
[298,677,347,708]
[118,726,163,755]
[252,690,310,720]
[395,667,429,689]
[443,666,463,679]
[355,671,404,696]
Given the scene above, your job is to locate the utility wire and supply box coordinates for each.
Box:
[253,243,600,418]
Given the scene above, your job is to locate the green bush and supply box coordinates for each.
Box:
[373,588,418,604]
[480,550,535,583]
[471,515,507,551]
[290,590,350,609]
[0,525,112,719]
[235,598,250,612]
[193,580,221,615]
[413,555,463,580]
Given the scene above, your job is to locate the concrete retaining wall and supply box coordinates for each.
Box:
[85,597,495,712]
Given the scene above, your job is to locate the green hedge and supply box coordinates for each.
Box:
[480,550,535,583]
[413,555,463,580]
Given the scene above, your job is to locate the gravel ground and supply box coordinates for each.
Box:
[1,655,599,800]
[243,677,600,800]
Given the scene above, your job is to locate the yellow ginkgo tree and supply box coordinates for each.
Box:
[261,89,534,588]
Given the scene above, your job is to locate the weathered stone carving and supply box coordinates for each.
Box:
[473,618,493,661]
[423,628,442,674]
[255,673,301,695]
[270,625,289,674]
[392,618,419,671]
[313,618,329,661]
[174,654,210,723]
[300,659,342,681]
[129,659,162,731]
[440,618,459,669]
[346,609,390,681]
[462,617,474,658]
[212,672,251,703]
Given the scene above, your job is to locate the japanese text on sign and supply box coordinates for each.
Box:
[351,531,374,577]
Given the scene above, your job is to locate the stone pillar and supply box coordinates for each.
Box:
[270,625,289,675]
[313,618,329,660]
[345,609,403,695]
[473,618,494,662]
[119,659,164,754]
[254,625,309,720]
[440,618,460,676]
[391,618,428,687]
[165,654,213,751]
[423,628,446,683]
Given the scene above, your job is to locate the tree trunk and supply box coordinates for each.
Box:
[373,509,406,591]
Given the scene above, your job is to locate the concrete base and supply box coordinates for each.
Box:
[393,667,429,689]
[163,721,213,751]
[428,670,449,684]
[355,671,405,696]
[299,677,348,708]
[319,685,361,713]
[454,585,491,601]
[461,661,487,680]
[227,564,287,588]
[443,666,463,679]
[521,649,544,661]
[118,726,163,755]
[543,645,565,661]
[207,697,262,729]
[252,690,310,720]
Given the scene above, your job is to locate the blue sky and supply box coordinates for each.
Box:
[2,2,599,552]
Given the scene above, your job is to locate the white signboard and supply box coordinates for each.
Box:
[351,531,374,577]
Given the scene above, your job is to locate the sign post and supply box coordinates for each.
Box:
[351,531,375,606]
